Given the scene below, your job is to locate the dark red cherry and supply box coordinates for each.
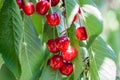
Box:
[59,62,73,76]
[16,0,23,9]
[22,2,35,16]
[62,48,77,61]
[49,55,63,69]
[78,8,81,14]
[46,12,60,26]
[47,0,60,6]
[55,36,70,51]
[36,0,50,15]
[47,39,59,53]
[76,26,87,41]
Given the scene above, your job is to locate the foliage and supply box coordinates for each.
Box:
[0,0,117,80]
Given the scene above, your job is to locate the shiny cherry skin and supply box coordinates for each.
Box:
[47,0,60,6]
[36,0,50,15]
[16,0,23,9]
[55,36,70,51]
[62,48,77,61]
[49,55,63,69]
[46,12,60,26]
[59,62,73,76]
[47,39,59,53]
[76,26,87,41]
[22,2,35,16]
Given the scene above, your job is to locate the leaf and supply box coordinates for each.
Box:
[0,54,4,69]
[0,0,23,78]
[65,0,79,27]
[78,0,96,7]
[89,49,100,80]
[0,64,16,80]
[91,37,116,80]
[30,13,43,35]
[0,0,3,10]
[39,66,62,80]
[20,16,45,80]
[82,5,103,48]
[68,25,84,80]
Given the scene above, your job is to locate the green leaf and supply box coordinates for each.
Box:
[0,0,23,78]
[20,16,45,80]
[0,0,3,10]
[30,13,43,35]
[82,5,103,48]
[65,0,79,27]
[68,25,84,80]
[78,0,96,7]
[0,54,4,69]
[91,37,116,80]
[39,66,62,80]
[0,64,16,80]
[89,49,99,80]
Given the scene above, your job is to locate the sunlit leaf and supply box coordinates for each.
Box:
[91,37,116,80]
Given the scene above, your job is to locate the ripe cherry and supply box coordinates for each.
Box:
[76,26,87,41]
[22,2,35,16]
[55,36,70,51]
[46,12,60,26]
[47,39,59,53]
[62,48,77,61]
[16,0,23,9]
[36,0,50,15]
[49,55,63,69]
[72,14,78,23]
[47,0,60,6]
[59,62,73,76]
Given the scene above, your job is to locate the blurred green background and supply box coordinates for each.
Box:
[94,0,120,78]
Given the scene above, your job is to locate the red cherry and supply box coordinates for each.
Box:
[55,36,70,51]
[22,2,35,16]
[47,0,60,6]
[49,55,63,69]
[16,0,23,9]
[36,0,50,15]
[47,39,59,53]
[46,12,60,26]
[78,8,81,14]
[76,26,87,41]
[62,48,77,61]
[59,62,73,76]
[72,14,78,23]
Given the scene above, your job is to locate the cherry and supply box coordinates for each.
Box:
[46,12,60,26]
[36,0,50,15]
[72,14,78,23]
[55,36,70,51]
[47,0,60,6]
[62,48,77,61]
[78,8,81,14]
[22,2,35,16]
[49,55,63,69]
[59,62,73,76]
[76,26,87,41]
[47,39,59,53]
[16,0,23,9]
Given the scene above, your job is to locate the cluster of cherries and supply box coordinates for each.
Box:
[16,0,60,27]
[47,36,76,76]
[16,0,88,76]
[47,27,87,76]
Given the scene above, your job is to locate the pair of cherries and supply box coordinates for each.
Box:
[47,36,77,76]
[16,0,60,27]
